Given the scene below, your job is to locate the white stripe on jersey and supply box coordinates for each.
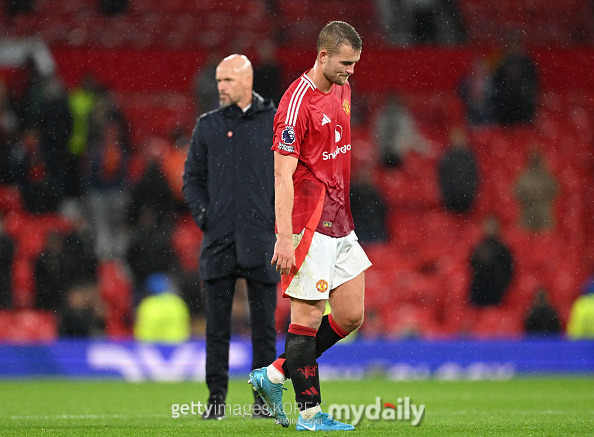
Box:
[290,80,311,126]
[285,79,307,125]
[285,76,314,126]
[302,73,315,89]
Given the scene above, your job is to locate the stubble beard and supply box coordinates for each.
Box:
[323,71,348,86]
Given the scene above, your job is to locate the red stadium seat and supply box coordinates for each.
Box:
[98,260,133,338]
[472,307,523,338]
[171,215,203,272]
[0,309,57,342]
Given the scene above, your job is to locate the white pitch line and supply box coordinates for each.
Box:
[7,414,169,420]
[429,410,571,417]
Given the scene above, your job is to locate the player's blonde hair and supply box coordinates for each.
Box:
[316,21,362,55]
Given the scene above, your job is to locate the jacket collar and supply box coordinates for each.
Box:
[221,92,272,120]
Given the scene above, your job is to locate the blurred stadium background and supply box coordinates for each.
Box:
[0,1,592,430]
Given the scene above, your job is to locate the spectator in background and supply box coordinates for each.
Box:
[4,0,34,16]
[377,0,465,45]
[34,231,65,311]
[134,272,190,343]
[567,275,594,339]
[67,73,100,197]
[457,56,495,126]
[87,87,130,153]
[524,288,561,335]
[99,0,127,15]
[253,41,282,105]
[59,281,105,337]
[374,93,430,168]
[10,129,62,214]
[60,203,98,289]
[438,127,478,213]
[469,216,514,306]
[161,127,190,209]
[128,155,176,230]
[193,53,221,115]
[68,73,100,158]
[126,207,176,305]
[492,32,538,125]
[514,151,558,232]
[36,75,72,197]
[13,55,44,130]
[350,165,388,243]
[86,119,129,259]
[0,217,15,308]
[0,80,19,183]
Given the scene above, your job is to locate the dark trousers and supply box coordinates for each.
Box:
[203,276,277,401]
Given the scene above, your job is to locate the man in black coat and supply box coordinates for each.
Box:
[183,54,279,419]
[438,128,478,213]
[0,218,14,308]
[469,216,514,306]
[492,34,538,125]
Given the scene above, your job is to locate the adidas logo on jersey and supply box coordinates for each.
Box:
[321,114,331,126]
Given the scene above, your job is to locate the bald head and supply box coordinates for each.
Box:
[218,54,253,76]
[215,54,254,109]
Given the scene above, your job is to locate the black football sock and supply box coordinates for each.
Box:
[285,324,321,411]
[274,314,348,379]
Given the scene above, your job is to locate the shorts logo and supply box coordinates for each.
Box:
[342,99,350,115]
[281,126,296,145]
[316,279,328,293]
[323,221,333,228]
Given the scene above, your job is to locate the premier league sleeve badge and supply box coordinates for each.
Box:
[278,126,296,153]
[282,126,296,145]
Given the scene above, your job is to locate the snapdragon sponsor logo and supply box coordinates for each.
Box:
[322,144,351,161]
[328,397,425,426]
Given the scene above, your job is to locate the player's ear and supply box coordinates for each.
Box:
[318,49,330,64]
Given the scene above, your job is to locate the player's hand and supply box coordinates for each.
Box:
[271,235,296,275]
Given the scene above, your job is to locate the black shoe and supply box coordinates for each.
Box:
[252,394,272,419]
[202,395,226,420]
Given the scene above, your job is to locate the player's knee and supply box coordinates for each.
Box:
[339,309,364,333]
[291,306,324,330]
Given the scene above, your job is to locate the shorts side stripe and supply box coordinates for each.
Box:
[281,188,326,297]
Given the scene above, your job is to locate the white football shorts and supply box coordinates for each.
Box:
[281,230,372,300]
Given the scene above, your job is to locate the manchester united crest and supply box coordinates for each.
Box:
[342,99,351,115]
[316,279,329,293]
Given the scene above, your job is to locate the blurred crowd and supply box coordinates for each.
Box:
[0,1,591,341]
[0,57,203,338]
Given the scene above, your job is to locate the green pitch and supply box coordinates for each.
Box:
[0,377,592,436]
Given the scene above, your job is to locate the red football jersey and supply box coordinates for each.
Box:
[272,71,354,237]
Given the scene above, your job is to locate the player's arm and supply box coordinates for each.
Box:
[271,151,298,275]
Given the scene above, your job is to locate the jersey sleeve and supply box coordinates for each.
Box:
[271,83,310,159]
